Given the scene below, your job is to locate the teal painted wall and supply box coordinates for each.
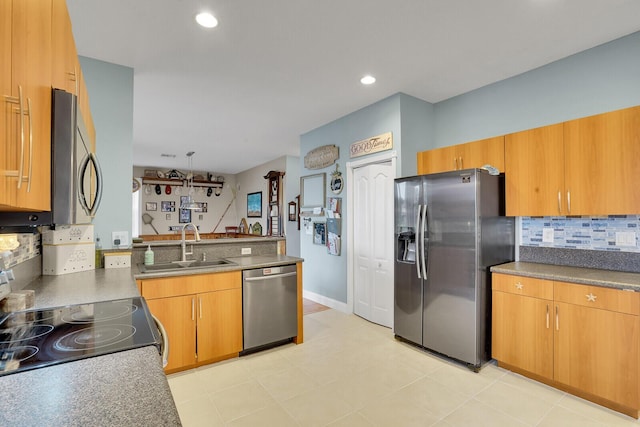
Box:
[79,57,134,249]
[433,31,640,148]
[300,94,403,303]
[302,31,640,305]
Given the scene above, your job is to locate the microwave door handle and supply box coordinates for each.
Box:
[421,204,428,279]
[88,152,103,217]
[415,205,422,279]
[78,152,103,217]
[78,153,92,216]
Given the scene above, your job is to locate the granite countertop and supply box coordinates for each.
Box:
[25,268,142,309]
[1,268,181,426]
[133,254,304,279]
[0,346,181,426]
[491,262,640,291]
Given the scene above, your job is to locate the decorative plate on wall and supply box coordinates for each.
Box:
[133,178,141,193]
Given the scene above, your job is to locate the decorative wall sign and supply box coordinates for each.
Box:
[145,202,157,211]
[304,145,339,169]
[330,164,343,194]
[350,132,393,158]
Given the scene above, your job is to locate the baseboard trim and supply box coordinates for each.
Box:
[303,290,350,314]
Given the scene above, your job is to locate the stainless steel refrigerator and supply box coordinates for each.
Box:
[394,169,514,370]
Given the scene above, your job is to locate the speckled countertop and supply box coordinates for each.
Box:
[0,346,180,426]
[1,254,304,425]
[0,268,181,426]
[491,262,640,291]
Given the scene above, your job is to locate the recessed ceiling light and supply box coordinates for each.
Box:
[196,12,218,28]
[360,75,376,85]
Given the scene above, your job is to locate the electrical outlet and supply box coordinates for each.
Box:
[241,248,251,255]
[111,231,129,248]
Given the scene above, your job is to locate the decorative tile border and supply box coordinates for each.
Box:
[521,215,640,253]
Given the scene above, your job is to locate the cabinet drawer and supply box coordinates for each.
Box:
[554,281,639,315]
[141,271,241,299]
[492,273,553,300]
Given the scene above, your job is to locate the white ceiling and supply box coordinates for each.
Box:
[67,0,640,174]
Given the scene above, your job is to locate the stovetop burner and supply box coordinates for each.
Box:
[0,297,160,377]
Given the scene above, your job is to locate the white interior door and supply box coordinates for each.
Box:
[353,162,394,327]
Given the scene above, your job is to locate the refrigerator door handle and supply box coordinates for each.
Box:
[415,204,422,279]
[421,204,428,279]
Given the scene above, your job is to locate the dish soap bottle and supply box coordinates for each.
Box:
[144,245,155,265]
[95,237,103,268]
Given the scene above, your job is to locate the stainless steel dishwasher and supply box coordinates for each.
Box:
[242,264,298,351]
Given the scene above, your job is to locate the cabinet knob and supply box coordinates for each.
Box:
[515,282,523,290]
[586,293,597,302]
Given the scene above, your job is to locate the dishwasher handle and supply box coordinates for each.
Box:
[244,271,297,282]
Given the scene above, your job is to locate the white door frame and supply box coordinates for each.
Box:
[346,150,397,313]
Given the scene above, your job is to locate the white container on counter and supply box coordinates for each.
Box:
[42,225,94,245]
[43,243,95,275]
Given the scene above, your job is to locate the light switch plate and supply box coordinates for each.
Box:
[542,228,554,243]
[615,231,636,247]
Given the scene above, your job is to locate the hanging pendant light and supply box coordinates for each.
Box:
[180,151,200,210]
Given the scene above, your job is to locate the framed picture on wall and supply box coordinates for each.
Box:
[179,208,191,223]
[247,192,262,217]
[161,201,175,212]
[313,222,326,245]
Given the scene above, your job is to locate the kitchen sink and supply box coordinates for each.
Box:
[138,259,236,273]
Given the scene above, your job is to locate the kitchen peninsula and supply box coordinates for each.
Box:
[0,235,303,425]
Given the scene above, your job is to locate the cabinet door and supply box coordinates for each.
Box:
[564,106,640,215]
[492,291,553,380]
[417,145,459,174]
[505,123,565,216]
[51,0,78,94]
[1,0,13,207]
[554,302,639,409]
[197,288,242,362]
[9,0,51,211]
[147,296,197,372]
[463,136,505,172]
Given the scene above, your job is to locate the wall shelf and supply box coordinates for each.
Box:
[141,177,223,188]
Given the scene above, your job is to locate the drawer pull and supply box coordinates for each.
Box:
[555,306,559,331]
[515,282,523,290]
[586,293,597,302]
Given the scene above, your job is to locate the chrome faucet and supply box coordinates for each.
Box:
[180,222,201,262]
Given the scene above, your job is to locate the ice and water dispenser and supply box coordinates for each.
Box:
[397,227,416,263]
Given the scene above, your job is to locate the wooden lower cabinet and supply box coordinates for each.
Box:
[492,291,553,380]
[139,271,243,373]
[146,295,197,372]
[492,273,640,418]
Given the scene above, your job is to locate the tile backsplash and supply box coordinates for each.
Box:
[0,233,40,269]
[521,215,640,253]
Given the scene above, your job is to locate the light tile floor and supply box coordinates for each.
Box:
[168,309,640,426]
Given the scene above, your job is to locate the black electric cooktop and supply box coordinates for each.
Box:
[0,297,161,377]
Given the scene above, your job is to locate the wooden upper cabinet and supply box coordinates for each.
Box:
[77,67,96,150]
[1,0,13,207]
[505,123,565,216]
[417,136,504,175]
[51,0,78,94]
[564,106,640,215]
[461,136,505,171]
[2,0,52,211]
